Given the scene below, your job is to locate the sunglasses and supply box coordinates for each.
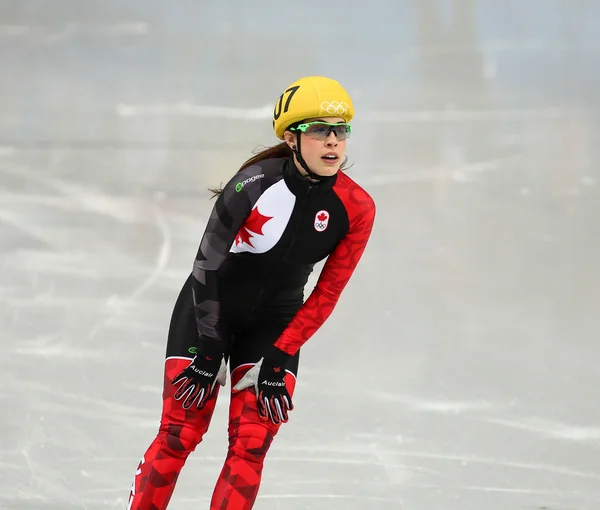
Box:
[290,122,352,141]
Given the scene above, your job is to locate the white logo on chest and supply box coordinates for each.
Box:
[314,210,330,232]
[230,179,296,254]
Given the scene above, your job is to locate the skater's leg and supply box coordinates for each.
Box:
[127,357,220,510]
[209,364,296,510]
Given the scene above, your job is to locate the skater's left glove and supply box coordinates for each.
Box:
[233,349,293,425]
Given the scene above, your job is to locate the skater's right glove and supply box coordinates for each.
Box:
[172,351,227,410]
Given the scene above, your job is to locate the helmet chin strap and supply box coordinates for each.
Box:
[291,133,331,182]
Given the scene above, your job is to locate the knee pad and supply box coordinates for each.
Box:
[162,423,204,458]
[229,423,275,463]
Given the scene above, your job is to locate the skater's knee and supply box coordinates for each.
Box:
[161,424,204,458]
[229,423,275,463]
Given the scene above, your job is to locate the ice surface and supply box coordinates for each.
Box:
[1,1,599,509]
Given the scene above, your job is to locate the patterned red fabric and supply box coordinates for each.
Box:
[127,361,295,510]
[127,358,220,509]
[210,368,296,509]
[274,171,376,356]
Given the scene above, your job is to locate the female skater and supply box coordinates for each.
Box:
[127,75,376,509]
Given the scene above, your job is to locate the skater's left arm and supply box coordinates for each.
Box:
[268,193,376,365]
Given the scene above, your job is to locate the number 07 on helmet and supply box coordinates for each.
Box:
[272,76,355,140]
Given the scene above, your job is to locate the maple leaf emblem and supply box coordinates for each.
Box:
[317,212,328,222]
[235,207,273,248]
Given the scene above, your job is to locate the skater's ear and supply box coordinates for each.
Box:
[283,130,297,151]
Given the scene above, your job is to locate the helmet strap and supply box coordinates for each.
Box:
[292,133,330,182]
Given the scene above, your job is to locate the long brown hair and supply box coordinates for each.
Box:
[208,142,292,198]
[208,141,350,198]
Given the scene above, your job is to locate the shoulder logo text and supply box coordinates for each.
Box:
[235,174,265,192]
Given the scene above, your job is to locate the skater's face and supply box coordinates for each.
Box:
[284,116,350,177]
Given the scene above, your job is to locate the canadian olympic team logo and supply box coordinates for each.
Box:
[320,101,348,115]
[314,210,330,232]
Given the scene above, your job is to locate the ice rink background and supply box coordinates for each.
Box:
[1,1,599,509]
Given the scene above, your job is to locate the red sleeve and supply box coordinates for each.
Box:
[274,175,376,356]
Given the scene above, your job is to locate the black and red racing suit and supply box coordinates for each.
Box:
[167,155,376,372]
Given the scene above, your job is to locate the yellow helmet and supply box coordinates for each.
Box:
[272,76,354,139]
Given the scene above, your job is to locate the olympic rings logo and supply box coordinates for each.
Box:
[320,101,349,115]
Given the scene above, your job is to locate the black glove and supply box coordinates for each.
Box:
[233,352,293,425]
[172,354,227,410]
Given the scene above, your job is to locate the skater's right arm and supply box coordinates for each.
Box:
[191,169,261,357]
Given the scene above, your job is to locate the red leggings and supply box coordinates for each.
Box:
[127,357,296,510]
